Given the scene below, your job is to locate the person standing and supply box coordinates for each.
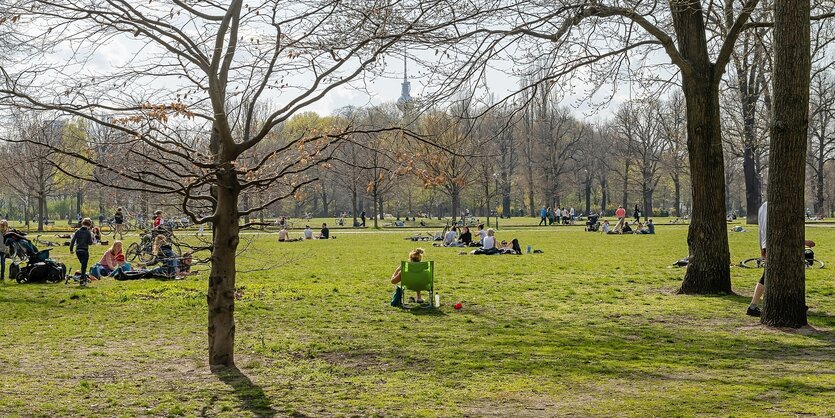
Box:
[633,205,640,223]
[70,218,95,286]
[569,207,575,224]
[360,210,366,227]
[114,207,126,239]
[615,205,626,232]
[539,206,547,226]
[152,210,164,229]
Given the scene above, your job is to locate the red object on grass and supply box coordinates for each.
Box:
[454,302,463,310]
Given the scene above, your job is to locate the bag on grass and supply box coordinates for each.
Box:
[390,286,403,307]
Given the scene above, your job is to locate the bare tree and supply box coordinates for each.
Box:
[807,70,835,216]
[0,0,444,367]
[614,99,667,220]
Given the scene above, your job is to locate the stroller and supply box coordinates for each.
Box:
[4,230,67,284]
[585,214,600,232]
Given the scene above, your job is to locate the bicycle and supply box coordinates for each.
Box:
[739,248,824,269]
[126,228,182,263]
[33,235,61,247]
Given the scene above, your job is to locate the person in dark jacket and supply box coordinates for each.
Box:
[70,218,95,284]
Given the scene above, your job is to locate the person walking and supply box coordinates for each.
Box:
[633,205,640,223]
[360,210,366,227]
[70,218,95,286]
[539,206,547,226]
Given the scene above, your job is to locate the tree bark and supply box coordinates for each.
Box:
[208,166,241,367]
[762,0,810,328]
[37,194,45,232]
[679,75,732,294]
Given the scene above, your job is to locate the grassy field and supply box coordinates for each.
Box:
[0,224,833,417]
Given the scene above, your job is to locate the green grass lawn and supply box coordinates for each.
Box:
[1,225,833,417]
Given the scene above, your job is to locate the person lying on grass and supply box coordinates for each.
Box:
[390,248,426,303]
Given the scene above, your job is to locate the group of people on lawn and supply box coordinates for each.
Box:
[0,208,189,285]
[539,206,577,226]
[278,223,330,242]
[601,205,655,235]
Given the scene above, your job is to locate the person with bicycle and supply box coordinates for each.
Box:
[747,201,815,317]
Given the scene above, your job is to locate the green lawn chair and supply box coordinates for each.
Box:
[399,260,435,308]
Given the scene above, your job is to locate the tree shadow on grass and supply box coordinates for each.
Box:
[213,366,278,417]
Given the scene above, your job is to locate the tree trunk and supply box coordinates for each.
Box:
[321,186,330,217]
[672,173,681,216]
[207,167,241,367]
[37,194,45,232]
[643,183,653,221]
[621,160,629,208]
[743,147,762,225]
[762,0,810,328]
[451,184,460,223]
[679,75,732,294]
[584,177,591,215]
[76,190,83,217]
[600,177,608,214]
[351,189,358,226]
[501,171,511,218]
[814,156,824,215]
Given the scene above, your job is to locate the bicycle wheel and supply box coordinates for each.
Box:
[99,223,112,235]
[126,243,141,261]
[139,245,155,264]
[739,257,765,268]
[806,259,825,269]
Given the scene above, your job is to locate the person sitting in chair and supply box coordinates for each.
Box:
[390,248,426,304]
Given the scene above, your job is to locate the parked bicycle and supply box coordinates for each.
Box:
[126,228,182,263]
[739,247,824,269]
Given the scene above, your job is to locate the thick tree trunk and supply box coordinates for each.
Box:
[321,186,330,217]
[814,157,824,215]
[643,183,653,221]
[679,75,732,294]
[208,168,241,367]
[762,0,810,328]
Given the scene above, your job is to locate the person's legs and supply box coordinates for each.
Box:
[76,249,89,283]
[747,273,765,316]
[0,252,5,280]
[416,291,423,303]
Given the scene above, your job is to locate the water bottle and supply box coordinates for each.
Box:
[526,245,532,254]
[434,293,440,307]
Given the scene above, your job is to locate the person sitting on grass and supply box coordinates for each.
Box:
[443,226,457,246]
[476,224,487,245]
[97,241,126,276]
[471,228,500,255]
[647,219,655,234]
[458,226,473,246]
[622,222,633,234]
[278,226,301,242]
[303,225,313,240]
[318,223,330,239]
[390,248,427,304]
[601,220,611,234]
[117,235,180,280]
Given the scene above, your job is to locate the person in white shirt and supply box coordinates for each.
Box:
[569,207,575,224]
[303,225,313,240]
[601,220,611,234]
[477,224,487,244]
[482,228,496,250]
[747,201,816,317]
[443,227,457,246]
[278,227,290,242]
